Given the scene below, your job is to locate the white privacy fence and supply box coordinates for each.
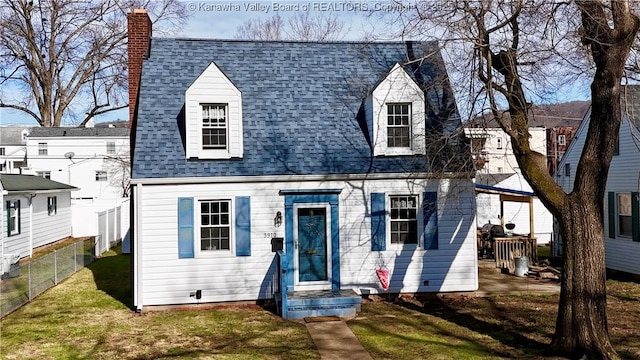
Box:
[72,198,129,255]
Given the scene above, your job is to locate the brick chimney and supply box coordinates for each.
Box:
[127,9,152,129]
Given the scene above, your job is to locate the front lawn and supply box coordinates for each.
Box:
[350,283,640,359]
[0,250,317,360]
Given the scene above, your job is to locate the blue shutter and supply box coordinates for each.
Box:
[177,198,194,258]
[423,192,438,249]
[235,196,251,256]
[371,193,386,251]
[608,192,616,239]
[632,192,639,242]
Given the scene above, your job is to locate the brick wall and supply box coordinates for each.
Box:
[127,9,152,129]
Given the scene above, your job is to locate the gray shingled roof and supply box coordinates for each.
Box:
[133,39,469,179]
[29,127,129,137]
[0,174,77,192]
[0,126,33,145]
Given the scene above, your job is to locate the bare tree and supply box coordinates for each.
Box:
[235,14,285,40]
[392,0,639,358]
[0,0,187,127]
[106,149,130,197]
[236,12,346,41]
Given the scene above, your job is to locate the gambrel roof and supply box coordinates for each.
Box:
[132,39,469,179]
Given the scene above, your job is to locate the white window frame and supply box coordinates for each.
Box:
[95,170,107,181]
[196,198,234,256]
[558,134,566,146]
[201,104,228,151]
[388,194,421,248]
[0,147,5,156]
[106,142,116,155]
[47,196,57,216]
[7,200,20,236]
[38,142,48,156]
[618,193,632,238]
[386,103,412,149]
[496,137,503,149]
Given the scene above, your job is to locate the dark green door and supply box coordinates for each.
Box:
[297,208,328,282]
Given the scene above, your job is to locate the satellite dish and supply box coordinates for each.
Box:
[64,152,75,159]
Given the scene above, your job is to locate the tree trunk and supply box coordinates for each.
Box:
[552,196,616,359]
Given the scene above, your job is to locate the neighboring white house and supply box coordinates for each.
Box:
[1,174,77,274]
[465,127,553,244]
[25,126,129,200]
[128,10,477,318]
[555,86,640,275]
[0,126,32,174]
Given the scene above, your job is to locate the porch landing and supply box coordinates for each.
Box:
[277,289,362,320]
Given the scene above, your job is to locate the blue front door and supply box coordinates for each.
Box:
[297,208,328,283]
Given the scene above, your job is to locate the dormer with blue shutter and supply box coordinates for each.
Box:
[185,62,243,160]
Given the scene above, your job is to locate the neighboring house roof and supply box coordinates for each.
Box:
[0,174,77,192]
[0,126,33,145]
[133,39,470,179]
[28,127,129,138]
[465,101,590,129]
[475,173,517,187]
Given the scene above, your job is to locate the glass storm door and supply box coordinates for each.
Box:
[295,207,330,288]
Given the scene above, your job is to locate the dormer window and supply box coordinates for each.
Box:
[202,104,228,150]
[185,62,243,160]
[387,103,411,148]
[370,63,426,156]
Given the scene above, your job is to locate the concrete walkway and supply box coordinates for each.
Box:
[305,318,373,360]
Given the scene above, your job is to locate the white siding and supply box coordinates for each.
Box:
[31,192,72,249]
[555,108,640,275]
[371,64,426,156]
[185,62,243,159]
[2,192,72,259]
[25,135,129,200]
[133,177,477,309]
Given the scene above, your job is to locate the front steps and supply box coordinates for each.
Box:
[276,289,362,319]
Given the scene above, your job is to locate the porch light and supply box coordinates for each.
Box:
[274,211,282,227]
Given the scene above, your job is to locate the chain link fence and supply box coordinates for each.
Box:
[1,238,96,318]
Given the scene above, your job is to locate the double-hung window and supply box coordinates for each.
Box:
[202,104,228,150]
[200,200,231,251]
[47,196,57,216]
[387,103,411,148]
[618,193,632,237]
[106,142,116,155]
[390,195,418,244]
[38,142,48,155]
[6,200,20,236]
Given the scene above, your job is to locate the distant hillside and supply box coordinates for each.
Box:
[466,100,590,128]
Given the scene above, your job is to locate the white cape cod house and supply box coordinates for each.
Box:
[128,10,478,318]
[555,85,640,276]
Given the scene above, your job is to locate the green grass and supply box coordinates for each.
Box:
[3,246,640,359]
[0,249,317,360]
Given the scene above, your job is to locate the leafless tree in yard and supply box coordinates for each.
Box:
[0,0,187,127]
[106,149,130,197]
[389,0,639,358]
[236,12,346,41]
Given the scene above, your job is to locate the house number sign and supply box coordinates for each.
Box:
[264,232,277,238]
